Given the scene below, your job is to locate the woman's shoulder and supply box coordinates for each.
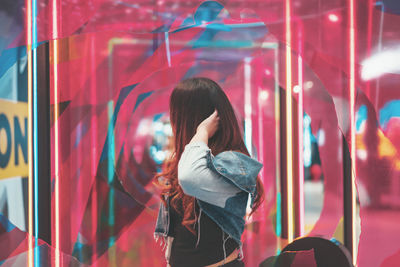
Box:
[213,150,262,172]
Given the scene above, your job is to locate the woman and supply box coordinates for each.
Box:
[154,77,264,267]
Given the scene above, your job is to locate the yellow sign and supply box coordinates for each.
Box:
[0,99,28,179]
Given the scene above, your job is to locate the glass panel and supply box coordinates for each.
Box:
[0,0,30,263]
[1,0,399,266]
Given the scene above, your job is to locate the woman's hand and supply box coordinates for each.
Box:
[190,110,219,145]
[197,109,219,138]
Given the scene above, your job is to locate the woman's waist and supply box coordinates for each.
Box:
[172,237,238,250]
[169,245,240,267]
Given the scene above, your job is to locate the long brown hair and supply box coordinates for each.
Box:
[154,77,264,234]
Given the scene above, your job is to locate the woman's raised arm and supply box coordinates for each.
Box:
[177,141,241,208]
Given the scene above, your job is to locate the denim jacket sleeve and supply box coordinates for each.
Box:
[178,141,241,208]
[177,141,262,208]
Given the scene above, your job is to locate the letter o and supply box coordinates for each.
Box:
[0,113,12,168]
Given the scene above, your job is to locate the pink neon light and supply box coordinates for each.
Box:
[348,0,357,264]
[257,84,265,233]
[52,1,60,266]
[297,24,304,237]
[90,36,98,267]
[26,0,34,265]
[285,0,294,244]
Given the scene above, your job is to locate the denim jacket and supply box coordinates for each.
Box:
[154,141,263,264]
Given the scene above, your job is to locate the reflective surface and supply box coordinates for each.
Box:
[0,0,399,266]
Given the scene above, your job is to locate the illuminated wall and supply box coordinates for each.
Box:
[0,0,399,266]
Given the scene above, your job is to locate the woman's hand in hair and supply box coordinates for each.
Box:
[190,110,219,145]
[197,109,219,138]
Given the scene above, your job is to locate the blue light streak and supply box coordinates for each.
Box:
[107,101,116,250]
[276,192,282,238]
